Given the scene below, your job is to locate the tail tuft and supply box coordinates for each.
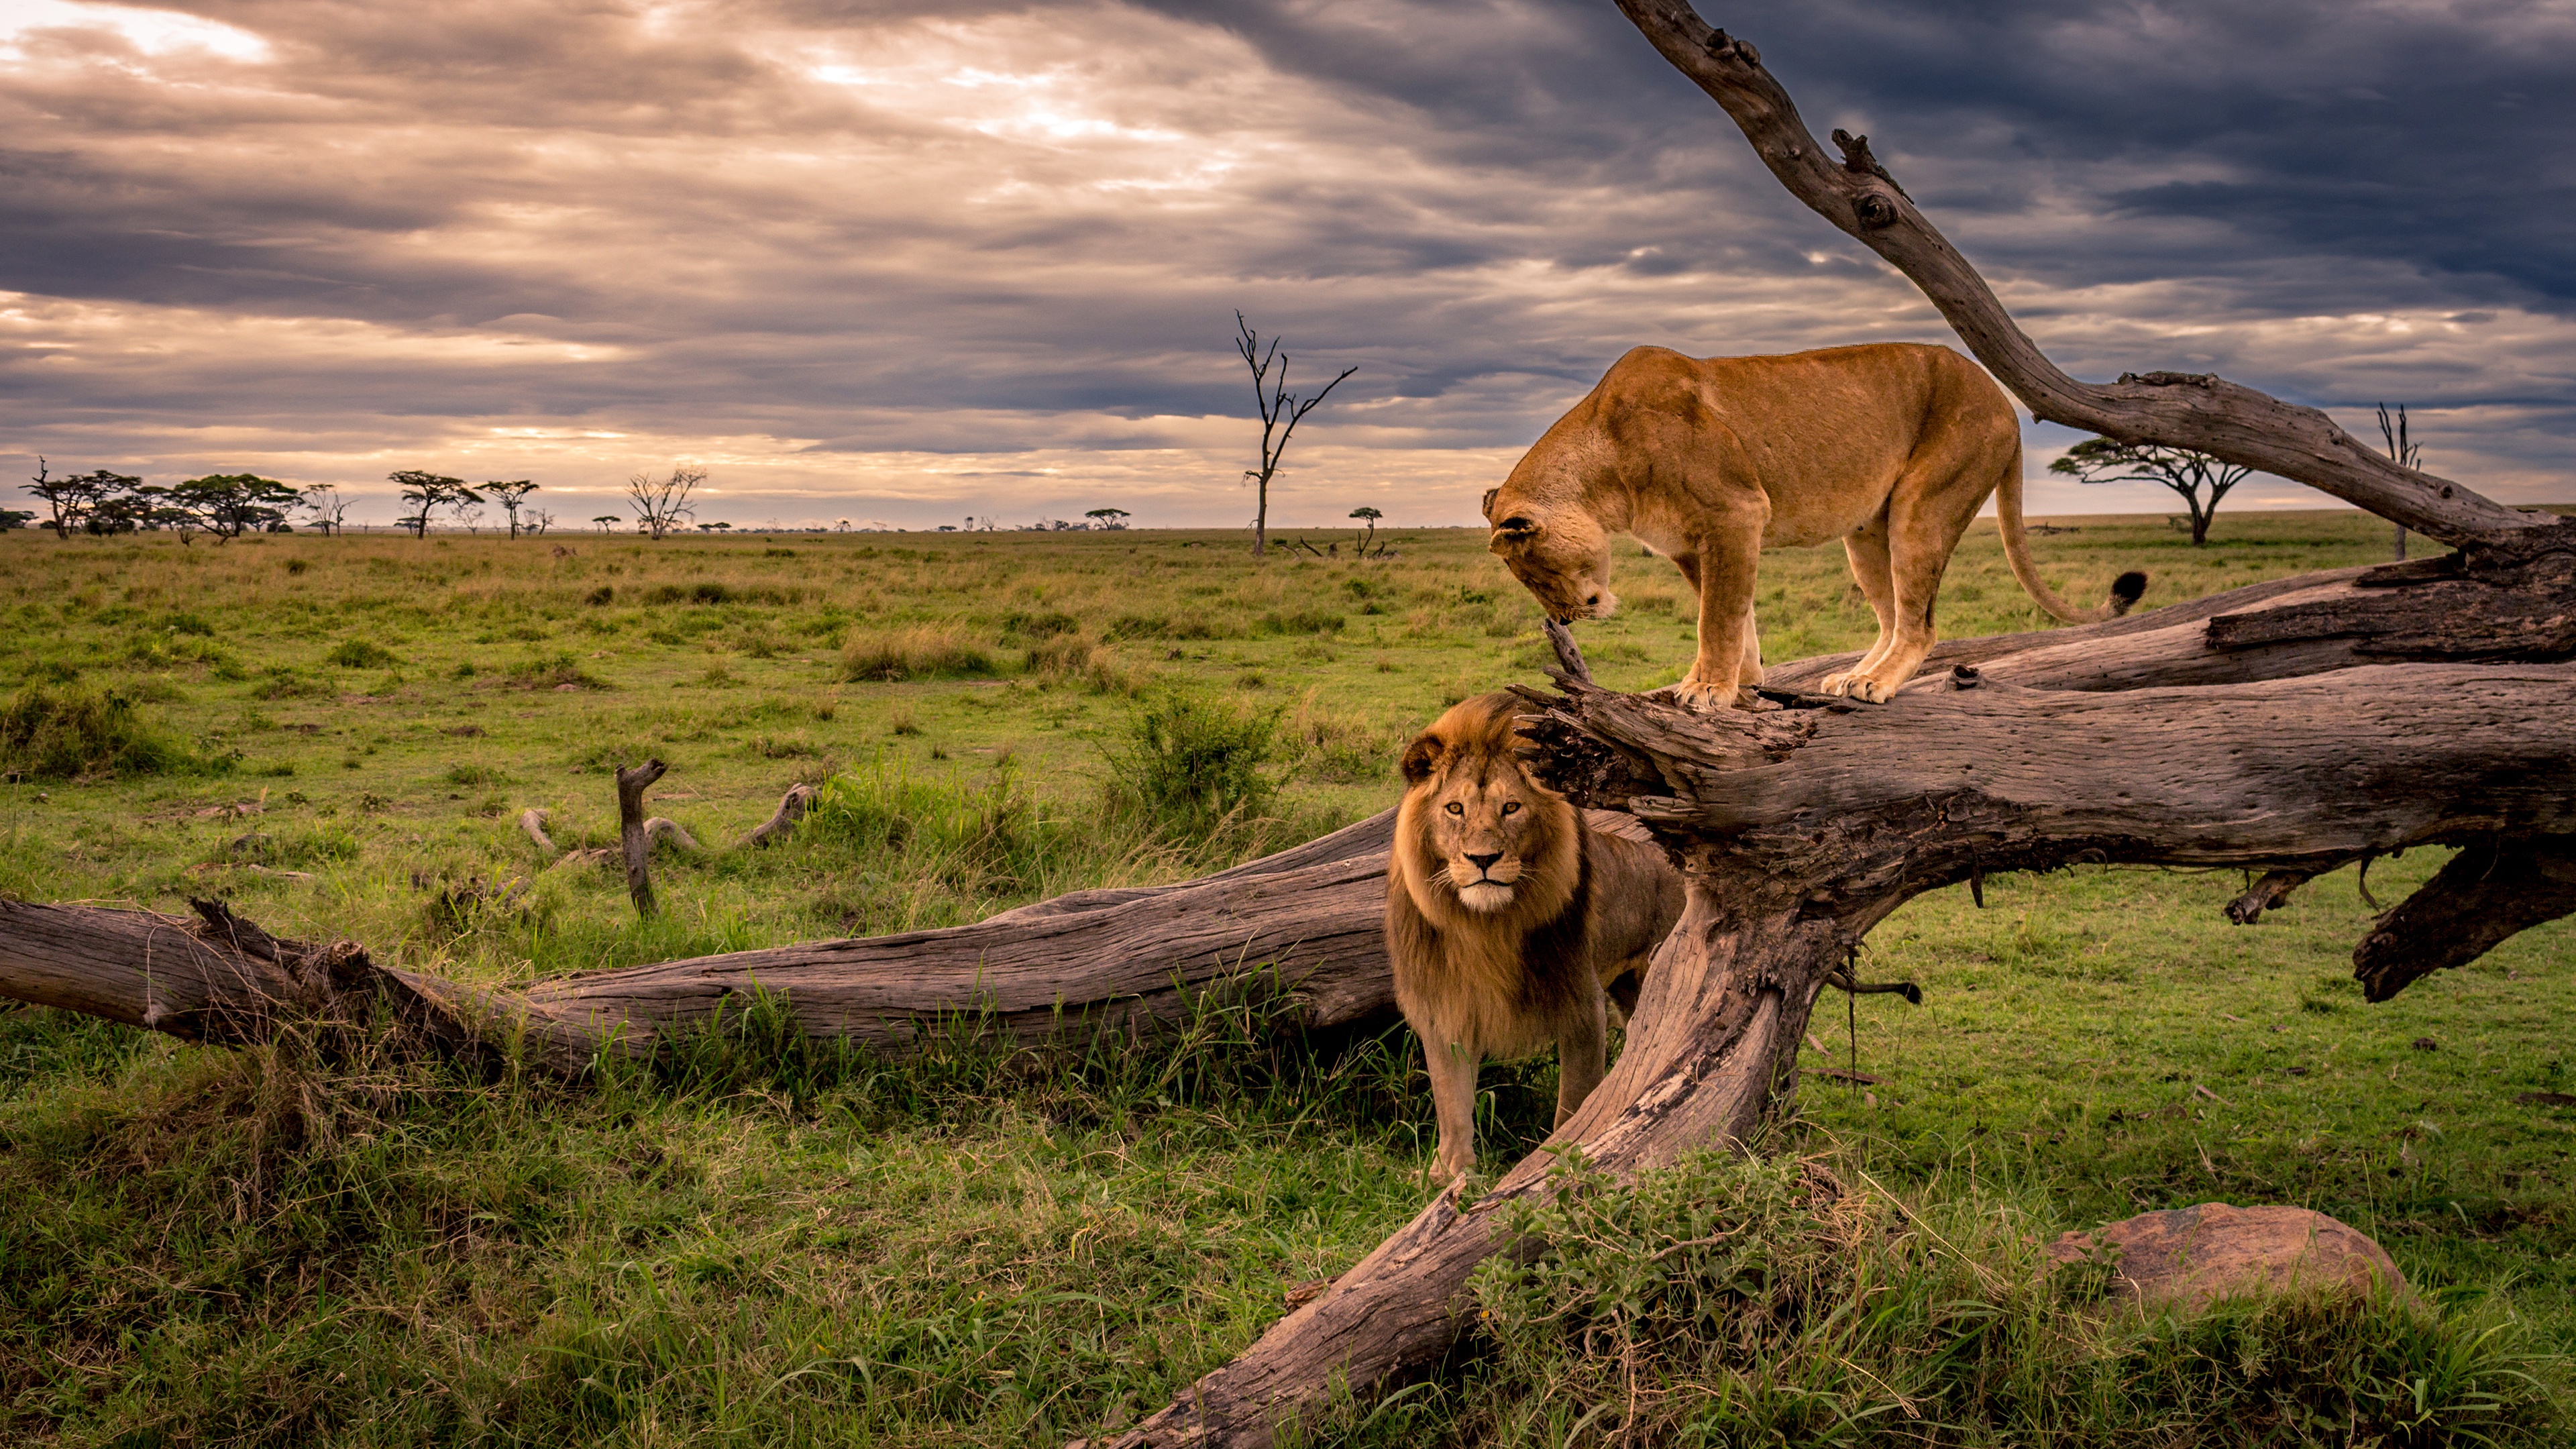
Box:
[2109,570,2149,614]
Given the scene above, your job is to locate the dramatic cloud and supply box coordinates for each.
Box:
[4,0,2571,529]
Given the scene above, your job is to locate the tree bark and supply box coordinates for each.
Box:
[0,808,1407,1077]
[616,759,667,916]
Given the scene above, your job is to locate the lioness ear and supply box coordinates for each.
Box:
[1399,732,1443,785]
[1492,515,1540,544]
[1479,487,1500,521]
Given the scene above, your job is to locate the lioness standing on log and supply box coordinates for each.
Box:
[1484,343,2147,708]
[1388,693,1684,1186]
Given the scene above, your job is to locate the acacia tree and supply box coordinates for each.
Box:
[146,474,301,542]
[2048,438,2253,545]
[1235,313,1356,559]
[486,480,540,538]
[1085,507,1130,530]
[389,471,476,538]
[627,466,704,540]
[24,461,138,539]
[1348,505,1381,556]
[593,515,622,533]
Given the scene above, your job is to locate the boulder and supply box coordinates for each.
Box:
[2045,1203,2414,1312]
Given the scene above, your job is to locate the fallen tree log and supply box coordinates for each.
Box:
[0,806,1405,1075]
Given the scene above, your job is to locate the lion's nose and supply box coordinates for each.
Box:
[1465,852,1503,873]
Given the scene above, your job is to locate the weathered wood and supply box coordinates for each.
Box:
[2206,522,2576,659]
[745,782,818,848]
[615,759,667,916]
[0,814,1409,1076]
[2353,835,2576,1002]
[1607,0,2548,548]
[2225,868,2319,925]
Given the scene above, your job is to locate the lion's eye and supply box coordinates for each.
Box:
[1444,802,1464,816]
[1502,801,1521,815]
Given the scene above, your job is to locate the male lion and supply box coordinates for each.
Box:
[1484,343,2147,708]
[1387,692,1683,1186]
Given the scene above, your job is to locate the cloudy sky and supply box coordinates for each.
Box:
[5,0,2573,531]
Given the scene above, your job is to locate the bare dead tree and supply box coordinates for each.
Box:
[300,484,355,535]
[1235,314,1356,559]
[627,466,705,541]
[2378,404,2422,560]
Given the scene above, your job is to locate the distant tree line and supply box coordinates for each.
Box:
[15,461,558,540]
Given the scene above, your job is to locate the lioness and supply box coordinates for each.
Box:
[1387,692,1683,1186]
[1484,342,2146,708]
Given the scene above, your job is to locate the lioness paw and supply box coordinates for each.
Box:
[1670,677,1738,712]
[1820,670,1895,704]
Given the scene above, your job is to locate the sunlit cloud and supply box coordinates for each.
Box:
[1,0,2569,529]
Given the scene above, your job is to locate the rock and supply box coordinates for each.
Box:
[2045,1203,2413,1312]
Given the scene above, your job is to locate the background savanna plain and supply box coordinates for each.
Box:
[0,512,2569,1446]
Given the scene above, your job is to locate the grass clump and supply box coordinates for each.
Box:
[323,639,400,669]
[1105,690,1281,839]
[840,623,996,682]
[507,652,606,690]
[1444,1148,2568,1448]
[807,762,1142,920]
[0,685,203,780]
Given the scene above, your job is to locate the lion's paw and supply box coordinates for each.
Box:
[1669,678,1737,713]
[1820,671,1894,704]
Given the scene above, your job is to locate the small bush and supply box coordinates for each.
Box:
[1025,634,1138,694]
[1004,608,1081,641]
[1106,690,1280,838]
[508,653,606,690]
[585,584,615,606]
[840,623,996,682]
[1,685,203,780]
[324,639,400,669]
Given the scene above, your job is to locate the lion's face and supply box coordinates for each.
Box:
[1397,694,1577,918]
[1482,494,1616,622]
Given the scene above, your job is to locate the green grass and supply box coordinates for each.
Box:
[0,514,2567,1444]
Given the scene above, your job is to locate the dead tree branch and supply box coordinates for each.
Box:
[1609,0,2546,547]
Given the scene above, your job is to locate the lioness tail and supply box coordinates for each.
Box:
[1994,457,2148,624]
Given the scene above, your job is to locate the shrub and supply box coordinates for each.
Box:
[1106,690,1281,838]
[1026,634,1138,694]
[324,639,400,669]
[0,685,202,780]
[1003,608,1081,641]
[508,653,606,690]
[584,585,614,606]
[840,623,996,682]
[1461,1149,2569,1448]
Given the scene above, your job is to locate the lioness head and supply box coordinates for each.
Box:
[1395,692,1580,923]
[1482,488,1616,621]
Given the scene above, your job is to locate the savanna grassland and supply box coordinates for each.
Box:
[0,512,2569,1446]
